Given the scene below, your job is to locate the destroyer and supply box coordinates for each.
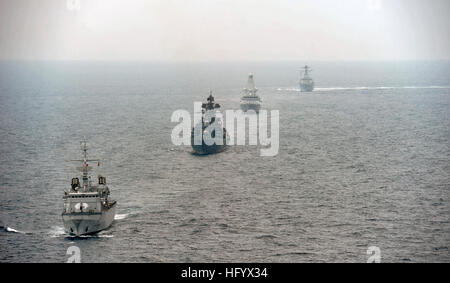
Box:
[299,65,314,92]
[62,139,116,236]
[240,73,261,112]
[191,92,227,155]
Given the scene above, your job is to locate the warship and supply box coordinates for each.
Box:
[62,139,116,236]
[240,73,261,113]
[191,92,227,155]
[300,65,314,92]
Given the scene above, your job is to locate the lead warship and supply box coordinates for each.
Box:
[62,139,116,236]
[300,65,314,92]
[191,92,227,155]
[240,73,261,113]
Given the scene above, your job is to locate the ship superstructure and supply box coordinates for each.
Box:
[300,65,314,92]
[240,73,261,112]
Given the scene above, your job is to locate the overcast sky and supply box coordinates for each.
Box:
[0,0,449,61]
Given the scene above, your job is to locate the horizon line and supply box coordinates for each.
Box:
[0,59,449,63]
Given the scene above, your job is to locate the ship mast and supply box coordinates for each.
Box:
[202,91,221,110]
[244,73,258,96]
[80,139,89,186]
[301,65,312,78]
[72,138,100,191]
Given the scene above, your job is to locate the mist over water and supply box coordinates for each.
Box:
[0,61,449,262]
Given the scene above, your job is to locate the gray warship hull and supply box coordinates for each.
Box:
[191,127,227,155]
[191,142,227,155]
[240,102,261,113]
[62,202,116,236]
[300,81,314,92]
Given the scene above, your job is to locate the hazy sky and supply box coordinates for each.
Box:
[0,0,449,61]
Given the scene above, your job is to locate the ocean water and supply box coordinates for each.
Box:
[0,61,449,262]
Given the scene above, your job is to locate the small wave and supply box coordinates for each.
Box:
[49,226,67,238]
[3,226,26,234]
[273,251,312,257]
[255,234,278,240]
[277,88,300,92]
[114,213,128,220]
[74,233,114,239]
[97,233,114,238]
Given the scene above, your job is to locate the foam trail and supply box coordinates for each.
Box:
[316,86,450,91]
[4,227,26,234]
[71,232,114,239]
[277,86,450,92]
[97,232,114,238]
[48,226,115,238]
[115,213,128,220]
[49,226,67,238]
[277,88,300,92]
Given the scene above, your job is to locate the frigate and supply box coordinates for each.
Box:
[191,92,227,155]
[240,73,261,113]
[300,65,314,92]
[62,139,116,236]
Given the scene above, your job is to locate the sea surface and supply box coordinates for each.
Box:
[0,61,449,262]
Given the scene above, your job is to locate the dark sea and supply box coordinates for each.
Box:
[0,61,449,262]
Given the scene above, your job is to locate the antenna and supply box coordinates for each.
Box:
[299,65,312,78]
[70,138,101,191]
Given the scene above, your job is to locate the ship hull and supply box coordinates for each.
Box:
[300,81,314,92]
[62,202,116,236]
[191,128,227,155]
[191,143,227,155]
[240,102,261,113]
[300,85,314,92]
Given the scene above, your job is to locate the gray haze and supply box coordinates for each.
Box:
[0,0,449,61]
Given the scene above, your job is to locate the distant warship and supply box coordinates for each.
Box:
[62,139,116,236]
[300,65,314,92]
[191,92,227,155]
[240,73,261,113]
